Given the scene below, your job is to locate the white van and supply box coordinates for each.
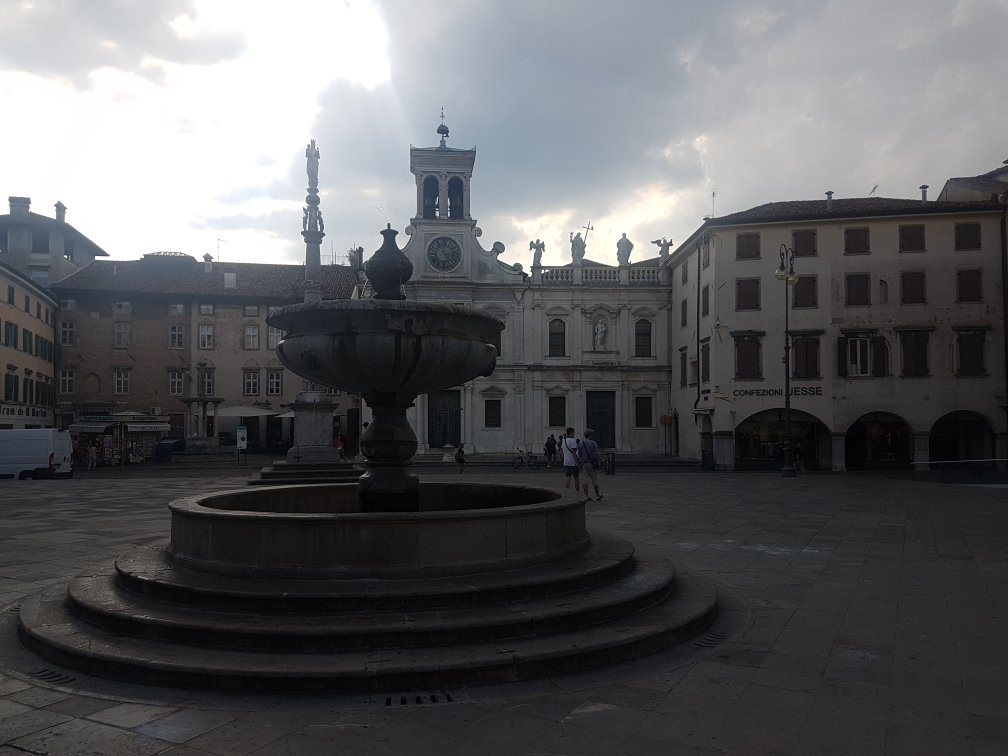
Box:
[0,428,74,479]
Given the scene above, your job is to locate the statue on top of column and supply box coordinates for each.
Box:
[306,139,320,188]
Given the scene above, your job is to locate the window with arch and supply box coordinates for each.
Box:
[634,319,653,357]
[422,176,439,219]
[447,176,464,219]
[548,318,566,357]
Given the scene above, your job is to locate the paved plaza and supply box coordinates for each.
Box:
[1,466,1007,754]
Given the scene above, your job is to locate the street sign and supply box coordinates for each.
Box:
[236,425,248,451]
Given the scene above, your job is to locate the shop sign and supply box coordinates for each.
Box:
[0,404,50,418]
[733,386,824,398]
[236,425,248,451]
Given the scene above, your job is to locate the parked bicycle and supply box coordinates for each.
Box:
[511,446,541,471]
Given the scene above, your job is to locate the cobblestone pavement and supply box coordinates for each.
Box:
[1,467,1007,754]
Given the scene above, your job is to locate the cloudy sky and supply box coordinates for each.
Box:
[3,0,1006,270]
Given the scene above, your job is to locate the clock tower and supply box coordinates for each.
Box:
[401,118,524,285]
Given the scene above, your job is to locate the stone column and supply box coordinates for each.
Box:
[912,432,930,474]
[831,432,846,472]
[285,387,340,464]
[414,174,423,218]
[619,267,630,286]
[439,174,449,219]
[463,174,472,220]
[514,383,527,448]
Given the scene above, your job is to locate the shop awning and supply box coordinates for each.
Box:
[125,423,171,432]
[68,422,113,433]
[213,405,280,417]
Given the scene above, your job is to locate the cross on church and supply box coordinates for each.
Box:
[582,221,594,242]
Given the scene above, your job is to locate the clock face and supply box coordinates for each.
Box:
[426,236,462,272]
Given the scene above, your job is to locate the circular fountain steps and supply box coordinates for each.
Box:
[18,535,718,693]
[247,461,363,486]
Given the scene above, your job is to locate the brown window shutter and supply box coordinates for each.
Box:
[871,335,888,376]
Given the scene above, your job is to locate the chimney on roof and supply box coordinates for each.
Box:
[919,184,928,202]
[825,190,834,211]
[203,252,213,273]
[54,201,66,223]
[9,196,30,217]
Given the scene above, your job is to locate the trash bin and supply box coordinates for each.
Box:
[605,451,616,475]
[154,441,173,464]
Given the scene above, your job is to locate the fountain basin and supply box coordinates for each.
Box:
[269,299,503,398]
[168,482,579,579]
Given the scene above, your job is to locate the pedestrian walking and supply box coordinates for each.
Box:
[544,433,557,467]
[579,428,602,502]
[560,427,582,496]
[454,442,466,474]
[793,443,806,474]
[87,443,97,471]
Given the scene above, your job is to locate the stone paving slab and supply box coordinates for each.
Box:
[1,468,1007,753]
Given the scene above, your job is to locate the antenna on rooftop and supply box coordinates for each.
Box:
[216,238,227,262]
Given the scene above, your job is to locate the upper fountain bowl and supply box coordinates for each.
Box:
[268,299,504,400]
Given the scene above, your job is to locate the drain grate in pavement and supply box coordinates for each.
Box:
[692,630,730,649]
[28,667,78,686]
[383,691,455,707]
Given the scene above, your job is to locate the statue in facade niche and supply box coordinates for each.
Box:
[616,233,634,266]
[594,319,607,350]
[529,239,545,267]
[652,237,673,258]
[570,232,586,264]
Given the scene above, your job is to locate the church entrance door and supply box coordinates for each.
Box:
[427,390,461,449]
[586,391,616,449]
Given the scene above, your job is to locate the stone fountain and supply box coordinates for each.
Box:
[17,143,717,693]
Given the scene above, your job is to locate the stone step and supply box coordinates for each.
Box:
[67,555,673,651]
[114,533,637,613]
[18,571,717,693]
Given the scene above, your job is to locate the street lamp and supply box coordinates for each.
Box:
[775,244,799,477]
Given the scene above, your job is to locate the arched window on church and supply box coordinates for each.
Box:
[447,176,464,219]
[634,319,653,357]
[422,176,439,219]
[548,318,566,357]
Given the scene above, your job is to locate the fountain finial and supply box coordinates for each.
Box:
[364,224,413,300]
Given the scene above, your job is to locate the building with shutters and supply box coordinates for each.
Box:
[52,253,355,455]
[0,260,58,429]
[665,187,1007,471]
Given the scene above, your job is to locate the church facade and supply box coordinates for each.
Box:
[360,126,675,455]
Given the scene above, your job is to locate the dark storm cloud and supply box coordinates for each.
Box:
[0,0,243,85]
[201,0,1008,267]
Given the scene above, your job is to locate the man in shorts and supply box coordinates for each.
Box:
[579,428,602,502]
[560,427,583,496]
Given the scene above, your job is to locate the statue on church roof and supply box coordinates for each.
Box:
[616,233,634,266]
[570,232,586,265]
[530,239,545,268]
[652,237,673,258]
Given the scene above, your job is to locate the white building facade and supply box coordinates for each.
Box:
[360,127,675,455]
[667,192,1007,471]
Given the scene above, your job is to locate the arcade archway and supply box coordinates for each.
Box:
[734,408,829,470]
[845,412,911,470]
[930,410,995,464]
